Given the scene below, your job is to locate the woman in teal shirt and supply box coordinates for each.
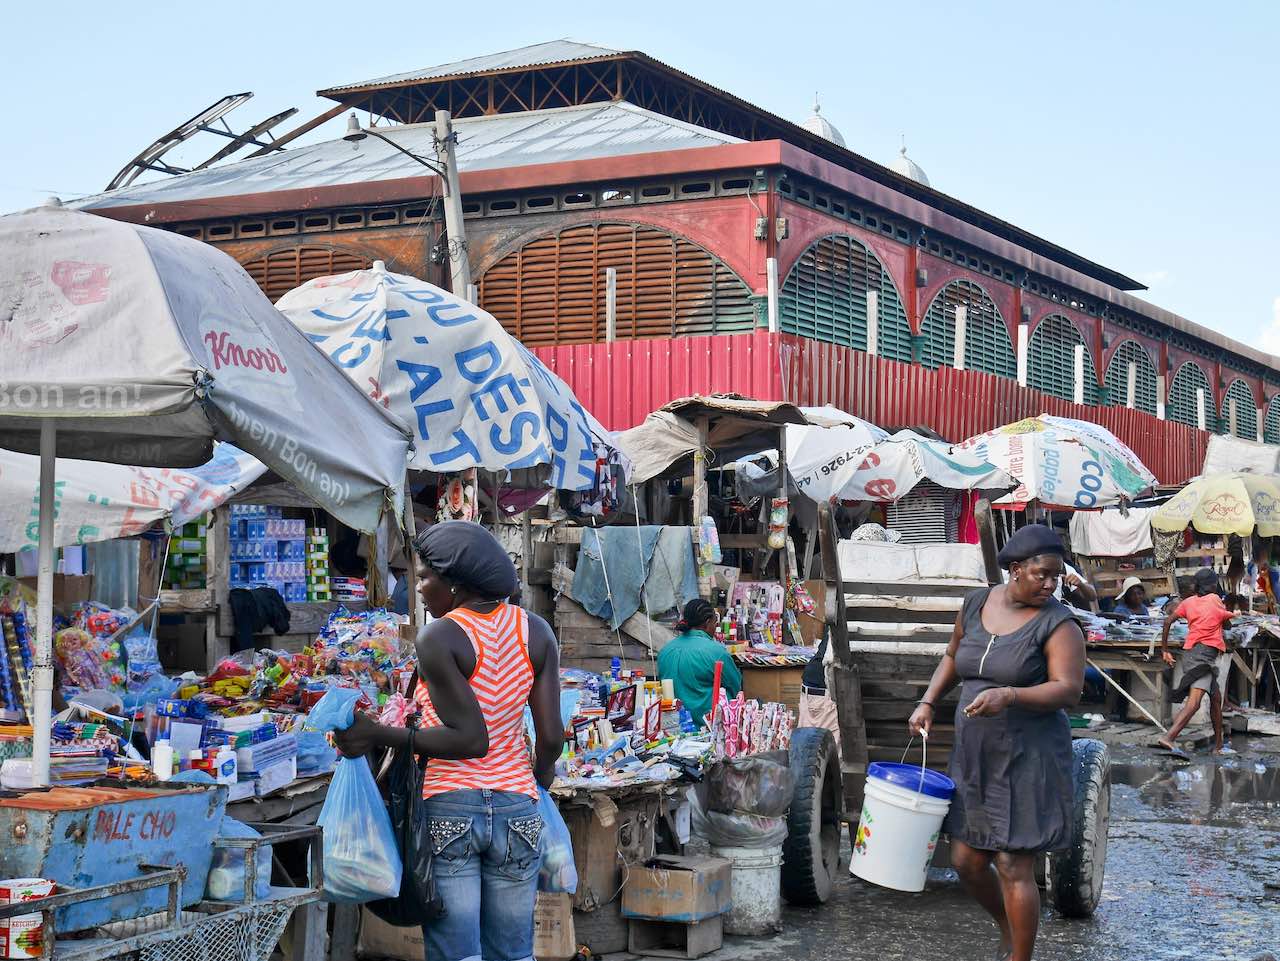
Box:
[658,599,742,727]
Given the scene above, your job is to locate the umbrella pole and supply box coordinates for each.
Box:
[32,420,56,788]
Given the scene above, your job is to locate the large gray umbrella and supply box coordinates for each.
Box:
[0,204,412,785]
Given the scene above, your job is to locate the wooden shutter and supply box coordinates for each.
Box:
[241,246,372,302]
[779,235,912,360]
[1027,314,1098,403]
[477,223,753,346]
[1222,379,1258,437]
[1167,361,1213,428]
[919,280,1016,377]
[1102,340,1158,414]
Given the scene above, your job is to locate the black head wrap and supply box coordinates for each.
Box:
[996,523,1065,569]
[677,599,717,633]
[1193,567,1220,595]
[413,521,517,600]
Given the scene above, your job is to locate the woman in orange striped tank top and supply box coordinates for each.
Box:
[335,522,563,961]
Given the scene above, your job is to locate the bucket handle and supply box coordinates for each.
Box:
[899,732,929,810]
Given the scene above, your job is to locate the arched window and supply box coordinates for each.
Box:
[1027,315,1099,403]
[477,223,754,346]
[1222,378,1258,438]
[918,280,1016,377]
[1265,395,1280,444]
[241,246,372,301]
[1167,361,1214,428]
[779,235,913,361]
[1102,340,1158,414]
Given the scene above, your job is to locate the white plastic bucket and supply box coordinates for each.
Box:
[709,844,783,935]
[850,756,955,893]
[0,879,53,959]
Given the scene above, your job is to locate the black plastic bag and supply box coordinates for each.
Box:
[365,718,445,926]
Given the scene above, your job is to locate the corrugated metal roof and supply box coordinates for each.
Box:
[75,102,739,211]
[322,40,621,94]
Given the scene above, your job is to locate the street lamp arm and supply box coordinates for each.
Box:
[363,128,446,178]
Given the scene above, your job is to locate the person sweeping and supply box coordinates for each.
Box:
[1158,567,1233,755]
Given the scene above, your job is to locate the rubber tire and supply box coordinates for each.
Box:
[781,726,843,905]
[1050,737,1111,918]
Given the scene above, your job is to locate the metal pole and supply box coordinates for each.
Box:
[1073,344,1085,406]
[1156,374,1167,420]
[605,267,617,342]
[766,257,779,333]
[33,420,56,788]
[1196,388,1206,431]
[402,476,422,627]
[465,283,478,305]
[1016,323,1029,387]
[433,110,472,296]
[1126,362,1137,409]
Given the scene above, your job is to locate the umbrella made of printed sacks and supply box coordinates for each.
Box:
[0,443,266,552]
[0,206,411,532]
[954,414,1156,509]
[831,429,1015,503]
[276,262,620,490]
[1151,472,1280,537]
[784,417,887,502]
[0,205,412,786]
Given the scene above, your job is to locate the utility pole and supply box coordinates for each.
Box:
[433,109,472,296]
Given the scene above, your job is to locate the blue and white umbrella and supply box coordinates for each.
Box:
[276,262,624,490]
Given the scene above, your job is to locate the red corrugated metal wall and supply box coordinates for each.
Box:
[534,331,1209,485]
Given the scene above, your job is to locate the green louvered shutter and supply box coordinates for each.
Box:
[1027,315,1099,403]
[1265,397,1280,444]
[1167,362,1213,428]
[920,281,1016,377]
[1102,340,1158,414]
[1222,379,1258,438]
[780,235,912,360]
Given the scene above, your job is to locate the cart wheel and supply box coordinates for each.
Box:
[781,727,843,905]
[1050,737,1111,918]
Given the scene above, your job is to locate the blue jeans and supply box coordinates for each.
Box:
[420,789,542,961]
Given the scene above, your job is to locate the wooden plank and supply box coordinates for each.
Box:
[974,498,1002,585]
[618,610,677,652]
[158,589,215,614]
[549,526,585,545]
[208,505,230,671]
[720,532,767,549]
[845,581,978,598]
[326,903,359,961]
[290,901,328,961]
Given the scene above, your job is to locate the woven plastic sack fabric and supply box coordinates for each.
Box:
[705,754,795,817]
[307,687,361,732]
[317,756,402,903]
[536,787,577,894]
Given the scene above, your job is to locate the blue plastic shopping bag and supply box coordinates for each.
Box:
[536,787,578,894]
[317,755,403,903]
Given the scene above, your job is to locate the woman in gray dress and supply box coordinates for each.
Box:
[908,524,1086,961]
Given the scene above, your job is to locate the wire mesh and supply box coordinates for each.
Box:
[123,902,296,961]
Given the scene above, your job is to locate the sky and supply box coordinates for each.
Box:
[4,1,1277,355]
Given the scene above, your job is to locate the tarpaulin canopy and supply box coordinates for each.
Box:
[0,443,266,552]
[275,262,623,490]
[955,414,1155,509]
[0,206,411,533]
[1151,472,1280,537]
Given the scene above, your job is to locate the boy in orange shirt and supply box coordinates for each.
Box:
[1159,568,1234,754]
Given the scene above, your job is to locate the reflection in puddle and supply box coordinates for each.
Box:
[1110,749,1280,828]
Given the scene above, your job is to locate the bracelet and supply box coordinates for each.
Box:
[1006,687,1018,706]
[916,699,935,708]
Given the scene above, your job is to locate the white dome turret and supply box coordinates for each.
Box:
[891,141,930,187]
[801,95,846,148]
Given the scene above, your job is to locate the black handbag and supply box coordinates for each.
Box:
[366,716,446,925]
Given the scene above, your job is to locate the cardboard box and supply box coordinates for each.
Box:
[17,574,92,612]
[621,856,732,922]
[796,578,827,647]
[629,916,723,959]
[740,665,805,715]
[357,908,423,961]
[534,893,576,961]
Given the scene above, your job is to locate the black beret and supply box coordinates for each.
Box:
[996,523,1065,569]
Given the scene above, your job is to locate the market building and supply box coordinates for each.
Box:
[77,39,1280,483]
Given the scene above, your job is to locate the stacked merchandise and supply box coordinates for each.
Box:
[163,517,209,591]
[0,608,34,723]
[229,506,308,602]
[332,577,367,603]
[306,528,331,602]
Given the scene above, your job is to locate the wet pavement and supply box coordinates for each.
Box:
[690,739,1280,961]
